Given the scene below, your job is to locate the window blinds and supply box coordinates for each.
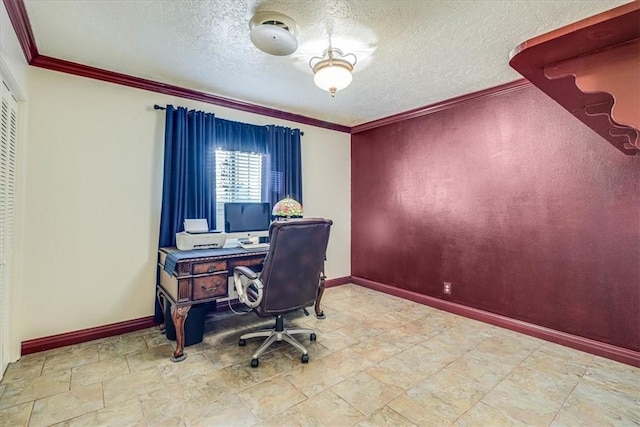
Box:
[215,149,263,228]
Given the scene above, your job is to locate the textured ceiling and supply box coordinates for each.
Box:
[23,0,630,127]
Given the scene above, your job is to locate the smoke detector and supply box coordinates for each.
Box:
[249,12,299,56]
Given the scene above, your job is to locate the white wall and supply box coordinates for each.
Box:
[22,67,350,340]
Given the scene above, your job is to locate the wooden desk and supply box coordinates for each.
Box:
[157,246,326,361]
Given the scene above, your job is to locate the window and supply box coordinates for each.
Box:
[215,148,264,229]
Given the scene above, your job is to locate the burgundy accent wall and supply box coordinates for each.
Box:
[351,85,639,351]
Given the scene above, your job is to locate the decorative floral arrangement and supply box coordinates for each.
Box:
[272,197,303,218]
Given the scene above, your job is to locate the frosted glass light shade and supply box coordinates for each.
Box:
[309,47,357,97]
[313,65,353,96]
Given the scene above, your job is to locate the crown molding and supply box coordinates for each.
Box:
[4,0,537,137]
[351,79,532,134]
[2,0,37,62]
[3,0,350,133]
[30,55,350,133]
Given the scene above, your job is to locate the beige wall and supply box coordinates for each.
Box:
[22,67,350,340]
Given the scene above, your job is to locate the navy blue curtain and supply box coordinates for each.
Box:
[215,118,268,154]
[156,106,216,322]
[158,106,217,246]
[266,126,303,209]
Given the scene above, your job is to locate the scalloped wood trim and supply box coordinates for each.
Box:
[509,2,639,155]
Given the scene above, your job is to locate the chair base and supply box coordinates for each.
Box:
[239,315,316,366]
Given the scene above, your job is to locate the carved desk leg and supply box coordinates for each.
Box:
[170,304,191,362]
[315,269,326,319]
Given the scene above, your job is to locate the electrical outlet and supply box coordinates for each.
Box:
[443,282,452,295]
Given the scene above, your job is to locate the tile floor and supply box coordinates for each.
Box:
[1,284,639,426]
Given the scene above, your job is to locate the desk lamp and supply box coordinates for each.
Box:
[272,196,303,220]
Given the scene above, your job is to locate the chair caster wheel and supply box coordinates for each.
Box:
[310,333,317,341]
[301,354,309,363]
[239,339,246,346]
[251,358,259,368]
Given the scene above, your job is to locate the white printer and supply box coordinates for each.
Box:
[175,219,227,250]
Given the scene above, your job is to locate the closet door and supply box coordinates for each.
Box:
[0,78,18,377]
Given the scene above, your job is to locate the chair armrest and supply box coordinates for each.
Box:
[233,267,263,308]
[234,266,259,280]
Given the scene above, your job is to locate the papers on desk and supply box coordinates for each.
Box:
[239,243,270,250]
[184,218,209,233]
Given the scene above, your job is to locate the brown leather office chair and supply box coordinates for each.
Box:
[233,218,332,367]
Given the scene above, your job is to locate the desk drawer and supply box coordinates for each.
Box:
[192,260,227,275]
[229,256,264,270]
[193,273,227,300]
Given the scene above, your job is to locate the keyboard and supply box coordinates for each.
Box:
[239,243,270,250]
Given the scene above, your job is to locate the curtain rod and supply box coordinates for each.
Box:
[152,104,304,135]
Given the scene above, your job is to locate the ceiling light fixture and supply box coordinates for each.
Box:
[249,11,299,56]
[309,47,357,97]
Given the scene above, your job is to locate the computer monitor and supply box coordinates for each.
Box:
[224,202,271,235]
